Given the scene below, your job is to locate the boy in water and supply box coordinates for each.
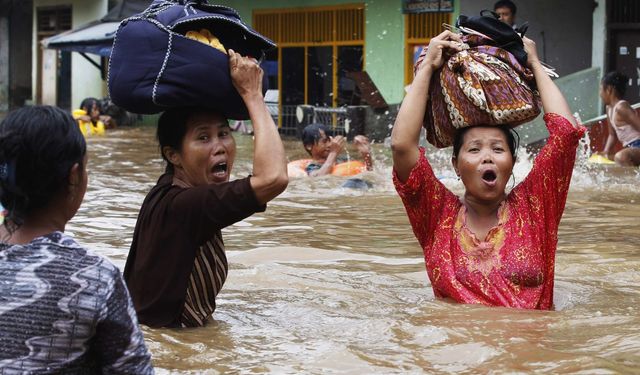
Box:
[300,123,373,176]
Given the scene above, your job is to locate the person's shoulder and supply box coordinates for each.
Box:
[31,232,121,283]
[64,235,118,269]
[141,173,180,204]
[617,100,635,112]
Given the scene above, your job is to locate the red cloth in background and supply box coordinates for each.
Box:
[393,114,585,309]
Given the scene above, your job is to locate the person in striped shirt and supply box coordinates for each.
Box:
[124,50,288,327]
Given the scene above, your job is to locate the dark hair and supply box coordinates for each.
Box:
[452,125,519,160]
[494,0,517,15]
[601,71,628,99]
[157,107,227,173]
[79,97,101,113]
[0,106,86,232]
[301,123,330,154]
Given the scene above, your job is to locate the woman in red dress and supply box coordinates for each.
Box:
[391,31,585,309]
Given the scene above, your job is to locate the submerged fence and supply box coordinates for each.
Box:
[276,105,366,139]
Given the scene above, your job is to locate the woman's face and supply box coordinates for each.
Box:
[173,111,236,187]
[453,127,514,203]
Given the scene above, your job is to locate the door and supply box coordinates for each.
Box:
[610,30,640,104]
[36,6,71,106]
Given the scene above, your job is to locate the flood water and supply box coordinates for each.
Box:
[72,127,640,374]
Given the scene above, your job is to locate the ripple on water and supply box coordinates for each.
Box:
[71,128,640,373]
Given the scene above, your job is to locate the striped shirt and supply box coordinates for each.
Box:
[125,174,265,327]
[179,233,228,327]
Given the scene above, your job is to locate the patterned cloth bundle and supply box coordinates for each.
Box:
[415,29,541,148]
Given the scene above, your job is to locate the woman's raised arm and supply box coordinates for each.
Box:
[229,50,288,204]
[523,37,577,128]
[391,31,462,182]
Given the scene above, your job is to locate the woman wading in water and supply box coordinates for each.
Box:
[391,31,585,309]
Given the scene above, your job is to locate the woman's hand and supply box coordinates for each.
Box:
[523,37,541,68]
[417,30,464,74]
[392,32,462,181]
[228,49,263,100]
[524,37,577,127]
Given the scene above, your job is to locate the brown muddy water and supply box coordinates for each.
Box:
[71,127,640,374]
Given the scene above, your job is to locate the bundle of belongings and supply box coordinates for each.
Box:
[415,10,542,148]
[108,0,275,120]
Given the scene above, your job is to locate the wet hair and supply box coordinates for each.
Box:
[601,71,628,99]
[156,107,227,173]
[301,123,330,154]
[452,125,519,160]
[79,97,101,113]
[0,106,86,233]
[494,0,517,15]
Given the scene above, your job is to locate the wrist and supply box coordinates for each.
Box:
[418,64,435,78]
[528,60,543,69]
[240,91,264,104]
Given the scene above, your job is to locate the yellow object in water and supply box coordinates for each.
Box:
[588,154,615,165]
[287,159,366,177]
[72,109,105,137]
[331,160,367,176]
[185,29,227,54]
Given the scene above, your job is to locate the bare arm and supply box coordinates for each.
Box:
[309,136,345,177]
[602,120,619,159]
[229,50,288,204]
[353,135,373,171]
[391,31,462,182]
[523,37,577,128]
[618,103,640,132]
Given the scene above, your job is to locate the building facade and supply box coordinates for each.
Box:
[31,0,108,111]
[1,0,637,126]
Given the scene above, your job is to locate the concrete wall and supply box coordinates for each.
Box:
[592,0,607,113]
[0,0,33,111]
[9,1,34,109]
[32,0,108,108]
[460,0,594,77]
[0,16,9,112]
[219,0,408,104]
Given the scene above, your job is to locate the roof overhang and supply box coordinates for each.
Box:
[41,21,120,57]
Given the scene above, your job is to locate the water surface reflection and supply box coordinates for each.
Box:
[72,128,640,373]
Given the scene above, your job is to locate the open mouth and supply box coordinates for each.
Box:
[211,162,228,177]
[482,170,497,183]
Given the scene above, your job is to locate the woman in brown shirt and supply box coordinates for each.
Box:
[124,50,288,328]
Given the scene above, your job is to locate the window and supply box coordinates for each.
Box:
[404,12,452,85]
[253,4,365,110]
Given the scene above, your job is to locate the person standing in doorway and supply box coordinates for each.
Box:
[494,0,517,29]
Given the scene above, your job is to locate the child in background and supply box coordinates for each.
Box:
[598,71,640,166]
[72,98,111,136]
[300,123,373,177]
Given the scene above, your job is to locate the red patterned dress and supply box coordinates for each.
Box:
[393,114,585,309]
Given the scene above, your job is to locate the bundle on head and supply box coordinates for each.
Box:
[415,12,541,148]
